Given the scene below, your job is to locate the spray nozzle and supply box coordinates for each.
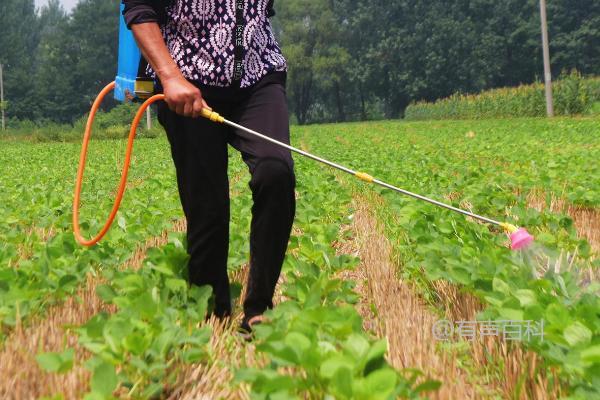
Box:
[510,228,535,250]
[499,223,534,250]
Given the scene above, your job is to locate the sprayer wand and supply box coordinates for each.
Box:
[207,107,534,250]
[73,82,534,250]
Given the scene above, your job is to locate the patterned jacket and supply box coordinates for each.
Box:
[122,0,287,88]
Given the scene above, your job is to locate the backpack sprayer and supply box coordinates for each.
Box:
[72,5,534,251]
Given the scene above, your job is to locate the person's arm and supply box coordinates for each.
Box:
[131,22,209,117]
[123,1,208,117]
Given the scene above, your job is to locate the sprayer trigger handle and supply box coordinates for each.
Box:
[201,108,225,123]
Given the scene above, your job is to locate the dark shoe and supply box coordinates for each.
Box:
[238,315,266,341]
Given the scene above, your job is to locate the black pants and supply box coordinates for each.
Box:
[157,72,296,319]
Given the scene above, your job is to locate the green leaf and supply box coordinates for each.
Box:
[563,322,592,346]
[284,332,311,354]
[498,308,524,321]
[36,348,74,373]
[95,285,117,302]
[514,289,537,307]
[364,339,387,375]
[537,232,557,246]
[35,348,75,374]
[39,396,65,400]
[90,361,118,397]
[148,262,175,276]
[330,367,353,398]
[492,277,511,294]
[363,368,397,396]
[58,275,78,291]
[36,353,62,373]
[414,379,442,393]
[545,303,570,327]
[234,368,260,384]
[343,334,370,359]
[320,355,355,379]
[580,345,600,364]
[447,266,471,285]
[181,348,206,363]
[165,278,187,293]
[190,285,212,304]
[123,332,150,356]
[131,292,158,319]
[115,274,145,292]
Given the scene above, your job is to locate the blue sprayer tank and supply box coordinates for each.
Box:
[115,3,153,102]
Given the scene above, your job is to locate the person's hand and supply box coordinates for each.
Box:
[162,75,211,118]
[130,23,211,118]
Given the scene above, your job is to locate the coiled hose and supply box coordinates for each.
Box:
[73,81,164,246]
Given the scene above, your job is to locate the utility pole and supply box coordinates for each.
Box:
[146,106,152,130]
[540,0,554,117]
[0,63,5,130]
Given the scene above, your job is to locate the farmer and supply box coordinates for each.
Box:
[123,0,295,334]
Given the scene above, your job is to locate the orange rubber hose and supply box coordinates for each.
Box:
[73,81,165,246]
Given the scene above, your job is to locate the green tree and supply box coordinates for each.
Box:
[275,0,351,124]
[548,0,600,75]
[2,0,599,125]
[37,0,120,123]
[0,0,39,121]
[35,0,70,121]
[334,0,599,118]
[65,0,120,119]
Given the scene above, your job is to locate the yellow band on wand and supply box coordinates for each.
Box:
[355,172,374,183]
[201,108,225,123]
[500,222,519,233]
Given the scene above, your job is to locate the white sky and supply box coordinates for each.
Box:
[35,0,79,13]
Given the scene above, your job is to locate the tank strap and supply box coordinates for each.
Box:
[232,0,245,88]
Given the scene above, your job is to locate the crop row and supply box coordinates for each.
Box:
[299,119,600,397]
[0,139,242,340]
[30,151,436,399]
[3,117,598,397]
[236,164,436,399]
[405,71,600,120]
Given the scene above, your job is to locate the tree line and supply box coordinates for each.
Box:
[0,0,598,125]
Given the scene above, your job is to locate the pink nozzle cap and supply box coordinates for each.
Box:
[510,228,534,250]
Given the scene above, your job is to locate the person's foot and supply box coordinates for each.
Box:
[238,314,266,341]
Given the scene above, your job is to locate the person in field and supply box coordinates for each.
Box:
[122,0,295,335]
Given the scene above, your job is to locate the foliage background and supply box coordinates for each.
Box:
[0,0,599,125]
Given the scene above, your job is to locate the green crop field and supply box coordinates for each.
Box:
[0,116,599,399]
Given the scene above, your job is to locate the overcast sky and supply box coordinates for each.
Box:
[35,0,79,13]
